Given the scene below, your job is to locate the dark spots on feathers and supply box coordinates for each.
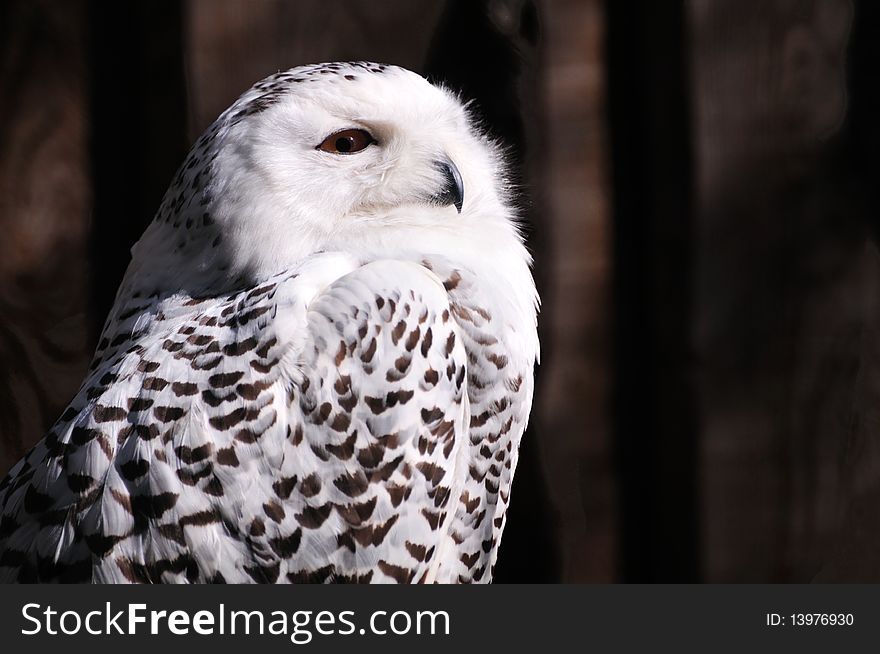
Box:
[143,377,169,391]
[67,473,97,493]
[187,333,214,347]
[119,423,159,441]
[416,461,445,485]
[360,338,377,363]
[71,426,100,445]
[386,483,410,507]
[288,565,335,584]
[313,402,332,425]
[338,392,357,413]
[445,332,456,356]
[337,514,398,551]
[249,517,266,536]
[116,557,153,583]
[329,413,351,432]
[365,396,385,414]
[180,509,222,527]
[272,476,298,500]
[120,459,150,481]
[300,473,322,497]
[296,503,332,529]
[443,270,462,291]
[175,443,212,464]
[460,551,480,569]
[190,355,223,371]
[387,389,413,406]
[334,375,351,395]
[245,563,280,584]
[378,560,412,584]
[421,508,445,530]
[421,407,444,423]
[269,529,302,557]
[234,428,259,443]
[326,433,357,460]
[216,446,240,466]
[237,380,273,400]
[172,381,198,396]
[154,406,185,423]
[202,389,236,407]
[209,406,259,431]
[223,337,258,356]
[405,541,429,562]
[391,320,406,345]
[93,404,126,422]
[335,497,377,525]
[86,533,124,558]
[127,397,154,412]
[209,371,245,388]
[263,501,286,523]
[421,327,433,356]
[333,471,369,497]
[251,358,280,374]
[369,454,405,483]
[129,492,179,521]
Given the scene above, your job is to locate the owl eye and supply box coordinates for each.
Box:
[316,128,376,154]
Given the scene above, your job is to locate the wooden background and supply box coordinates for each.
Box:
[2,0,878,582]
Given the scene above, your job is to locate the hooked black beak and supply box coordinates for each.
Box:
[433,157,464,214]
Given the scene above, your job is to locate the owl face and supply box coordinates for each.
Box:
[200,64,515,271]
[237,66,467,215]
[133,63,521,290]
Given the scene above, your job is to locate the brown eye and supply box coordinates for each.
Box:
[317,128,375,154]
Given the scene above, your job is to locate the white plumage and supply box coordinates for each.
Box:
[0,62,539,583]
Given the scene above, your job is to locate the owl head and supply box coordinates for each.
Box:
[127,62,530,297]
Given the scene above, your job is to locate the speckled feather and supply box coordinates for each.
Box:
[0,62,539,583]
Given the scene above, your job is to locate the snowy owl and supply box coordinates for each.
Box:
[0,62,539,583]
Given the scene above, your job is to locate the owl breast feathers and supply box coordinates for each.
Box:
[0,62,539,583]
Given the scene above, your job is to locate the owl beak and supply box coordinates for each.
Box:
[433,157,464,213]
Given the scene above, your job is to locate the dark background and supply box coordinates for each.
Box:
[1,0,878,582]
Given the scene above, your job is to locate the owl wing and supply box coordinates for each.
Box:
[277,260,470,583]
[0,258,470,583]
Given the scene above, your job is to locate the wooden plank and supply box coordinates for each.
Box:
[606,0,699,582]
[0,0,92,472]
[535,0,616,582]
[690,0,858,581]
[813,0,880,582]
